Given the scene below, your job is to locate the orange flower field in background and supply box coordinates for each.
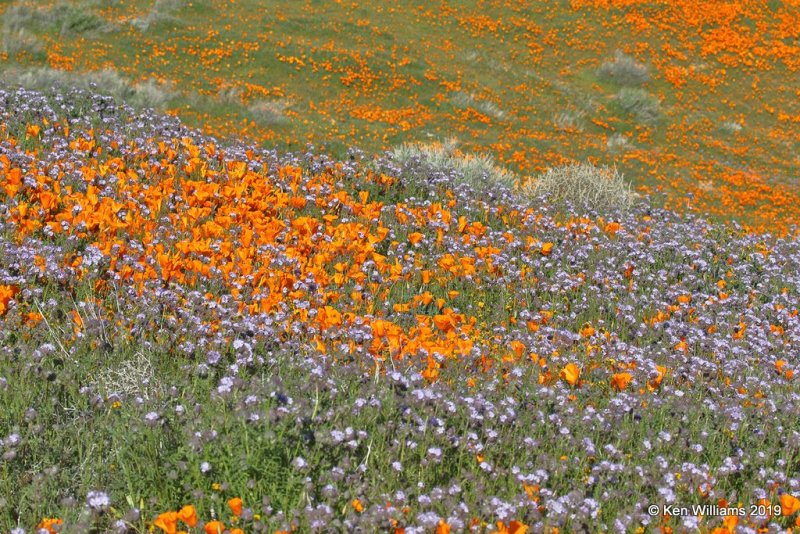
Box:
[2,0,799,233]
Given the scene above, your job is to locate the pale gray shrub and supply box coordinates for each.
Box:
[1,3,46,55]
[526,162,637,210]
[450,91,506,120]
[606,133,633,153]
[553,110,585,131]
[719,121,743,134]
[1,28,42,56]
[52,4,105,35]
[154,0,187,11]
[217,85,243,104]
[390,138,517,190]
[82,68,131,94]
[248,99,292,125]
[84,0,122,6]
[1,67,175,110]
[4,66,74,89]
[129,78,175,109]
[2,3,51,32]
[1,1,110,52]
[598,50,650,86]
[130,0,186,31]
[615,87,662,125]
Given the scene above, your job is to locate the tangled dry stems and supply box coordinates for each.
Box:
[526,161,638,210]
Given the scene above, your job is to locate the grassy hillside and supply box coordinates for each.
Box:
[1,84,800,533]
[3,1,800,533]
[2,0,800,233]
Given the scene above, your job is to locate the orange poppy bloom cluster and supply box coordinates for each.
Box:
[153,499,244,534]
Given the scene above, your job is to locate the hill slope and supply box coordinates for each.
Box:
[2,86,800,532]
[2,0,800,232]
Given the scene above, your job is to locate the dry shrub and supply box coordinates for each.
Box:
[597,50,650,86]
[248,99,292,124]
[450,91,506,120]
[526,161,637,210]
[390,138,517,190]
[1,66,176,110]
[615,87,662,125]
[94,351,162,401]
[606,133,633,153]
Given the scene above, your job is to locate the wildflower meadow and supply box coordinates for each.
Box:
[1,1,800,533]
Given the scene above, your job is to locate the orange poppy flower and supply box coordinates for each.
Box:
[154,511,179,534]
[611,372,633,391]
[492,520,529,534]
[781,493,800,516]
[351,498,365,513]
[36,518,63,534]
[228,497,243,516]
[433,314,456,332]
[0,285,19,316]
[560,363,580,386]
[408,232,424,245]
[648,365,667,391]
[204,521,225,534]
[722,515,738,530]
[510,340,526,358]
[604,221,621,235]
[540,242,554,255]
[177,505,198,527]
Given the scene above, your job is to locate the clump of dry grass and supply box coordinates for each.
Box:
[719,120,743,134]
[1,27,42,56]
[1,1,108,45]
[93,350,162,401]
[525,161,637,210]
